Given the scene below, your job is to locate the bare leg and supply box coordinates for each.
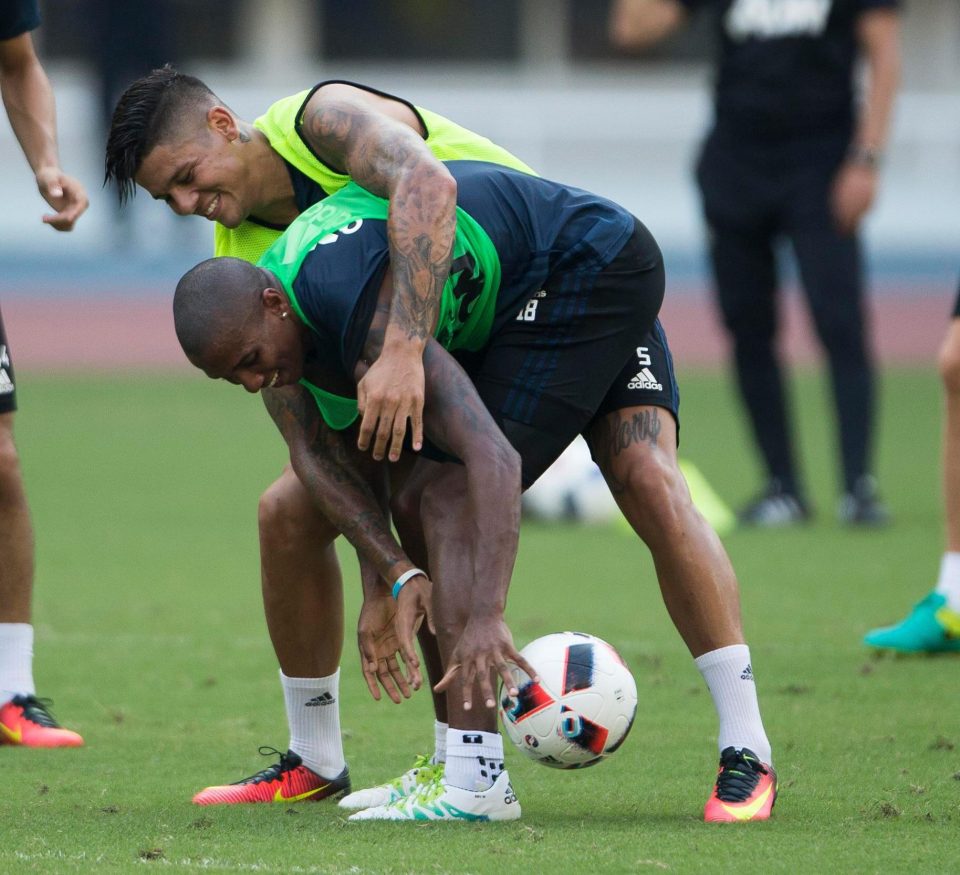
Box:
[259,466,344,676]
[0,413,33,625]
[587,404,771,772]
[939,320,960,552]
[862,319,960,651]
[587,406,744,656]
[0,411,83,745]
[419,465,496,735]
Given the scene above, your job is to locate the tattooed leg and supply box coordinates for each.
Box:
[586,405,744,657]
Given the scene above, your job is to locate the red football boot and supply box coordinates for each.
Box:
[0,695,84,748]
[193,747,350,805]
[704,747,777,823]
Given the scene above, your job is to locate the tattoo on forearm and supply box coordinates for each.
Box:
[389,219,453,343]
[303,95,455,345]
[262,387,405,574]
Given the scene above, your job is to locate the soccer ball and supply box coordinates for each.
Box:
[522,438,619,524]
[499,631,638,769]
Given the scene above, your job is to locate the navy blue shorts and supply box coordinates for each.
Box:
[442,219,676,488]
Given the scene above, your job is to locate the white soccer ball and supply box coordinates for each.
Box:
[522,438,619,524]
[499,631,638,769]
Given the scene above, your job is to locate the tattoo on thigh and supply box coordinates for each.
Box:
[609,408,662,456]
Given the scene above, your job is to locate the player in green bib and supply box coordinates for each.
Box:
[106,67,536,805]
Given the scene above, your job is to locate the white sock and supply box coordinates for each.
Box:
[0,623,35,703]
[444,728,504,791]
[280,668,345,777]
[935,552,960,612]
[432,720,448,764]
[695,644,772,765]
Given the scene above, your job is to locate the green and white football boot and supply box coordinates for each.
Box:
[348,769,520,822]
[338,755,444,810]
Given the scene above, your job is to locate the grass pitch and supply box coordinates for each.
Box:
[2,366,955,874]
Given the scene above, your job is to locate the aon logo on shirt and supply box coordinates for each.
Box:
[725,0,832,40]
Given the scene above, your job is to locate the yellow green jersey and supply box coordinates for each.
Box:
[214,80,535,263]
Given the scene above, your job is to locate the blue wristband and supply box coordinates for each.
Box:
[392,568,426,600]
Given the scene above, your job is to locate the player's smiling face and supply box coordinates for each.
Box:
[196,289,306,393]
[135,108,254,229]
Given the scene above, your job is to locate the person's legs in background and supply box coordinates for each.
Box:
[864,312,960,651]
[0,313,83,748]
[697,132,810,525]
[785,138,888,526]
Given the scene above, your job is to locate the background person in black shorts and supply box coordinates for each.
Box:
[610,0,900,527]
[0,0,88,746]
[865,277,960,651]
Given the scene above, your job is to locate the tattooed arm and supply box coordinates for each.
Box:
[261,383,415,586]
[300,83,458,463]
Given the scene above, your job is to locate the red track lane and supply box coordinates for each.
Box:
[0,287,949,372]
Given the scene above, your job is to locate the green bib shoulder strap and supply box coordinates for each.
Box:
[298,379,359,431]
[217,86,536,265]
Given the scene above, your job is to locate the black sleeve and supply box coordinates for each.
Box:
[0,0,40,41]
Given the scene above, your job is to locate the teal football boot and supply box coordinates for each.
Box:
[864,591,960,653]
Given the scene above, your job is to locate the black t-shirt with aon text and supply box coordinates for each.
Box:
[680,0,898,137]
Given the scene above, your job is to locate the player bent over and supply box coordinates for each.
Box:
[106,68,535,800]
[172,159,778,822]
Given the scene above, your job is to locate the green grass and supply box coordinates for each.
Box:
[3,366,955,874]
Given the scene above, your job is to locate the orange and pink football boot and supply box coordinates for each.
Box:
[704,747,777,823]
[0,695,84,748]
[193,748,350,805]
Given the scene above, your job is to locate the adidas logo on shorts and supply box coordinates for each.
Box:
[627,367,662,391]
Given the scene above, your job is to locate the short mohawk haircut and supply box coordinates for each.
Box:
[104,65,218,205]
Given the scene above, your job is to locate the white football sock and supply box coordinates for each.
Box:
[432,719,448,764]
[695,644,772,765]
[934,552,960,612]
[280,668,345,777]
[444,728,504,791]
[0,623,35,703]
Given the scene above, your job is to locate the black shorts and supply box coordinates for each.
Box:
[0,304,17,415]
[439,219,672,488]
[952,276,960,318]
